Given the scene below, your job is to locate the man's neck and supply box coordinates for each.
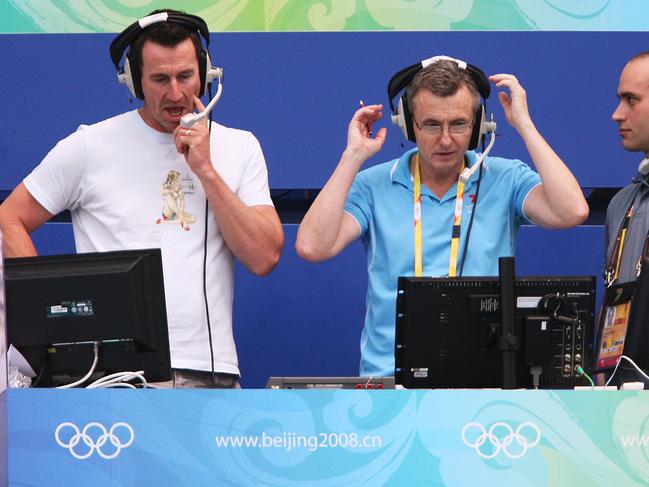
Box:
[137,107,174,134]
[411,154,464,199]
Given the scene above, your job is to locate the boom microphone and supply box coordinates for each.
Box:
[459,114,497,184]
[180,67,223,128]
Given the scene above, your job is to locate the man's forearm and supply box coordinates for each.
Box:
[0,221,39,257]
[0,183,54,257]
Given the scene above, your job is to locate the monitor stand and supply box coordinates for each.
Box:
[499,256,519,389]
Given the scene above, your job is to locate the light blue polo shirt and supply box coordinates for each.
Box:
[344,147,541,376]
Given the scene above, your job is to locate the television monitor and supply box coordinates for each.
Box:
[4,248,172,387]
[395,276,596,389]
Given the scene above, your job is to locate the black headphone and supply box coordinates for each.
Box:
[109,11,217,100]
[387,55,491,150]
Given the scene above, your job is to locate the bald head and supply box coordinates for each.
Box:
[612,55,649,156]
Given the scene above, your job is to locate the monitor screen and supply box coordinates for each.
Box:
[4,249,172,386]
[395,276,596,389]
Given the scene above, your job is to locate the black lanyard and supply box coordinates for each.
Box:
[606,185,643,286]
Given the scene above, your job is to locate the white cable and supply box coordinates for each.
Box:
[87,370,147,389]
[459,124,497,185]
[605,355,649,386]
[99,372,146,387]
[88,375,142,389]
[56,342,100,389]
[89,370,145,385]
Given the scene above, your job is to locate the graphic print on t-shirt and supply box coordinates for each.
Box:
[156,170,196,231]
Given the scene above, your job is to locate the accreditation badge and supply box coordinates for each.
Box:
[595,281,634,370]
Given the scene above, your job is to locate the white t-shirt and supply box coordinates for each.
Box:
[24,110,274,374]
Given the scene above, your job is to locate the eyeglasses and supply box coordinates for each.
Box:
[412,118,473,136]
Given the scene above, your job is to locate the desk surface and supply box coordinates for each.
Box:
[7,389,649,486]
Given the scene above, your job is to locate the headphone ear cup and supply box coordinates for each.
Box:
[466,65,491,99]
[123,53,144,100]
[199,49,209,97]
[468,104,485,150]
[392,97,410,141]
[400,95,417,143]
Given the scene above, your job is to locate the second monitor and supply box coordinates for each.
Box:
[395,275,596,389]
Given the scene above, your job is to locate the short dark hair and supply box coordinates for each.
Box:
[130,9,202,72]
[406,60,480,114]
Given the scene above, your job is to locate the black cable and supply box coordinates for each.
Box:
[458,160,484,276]
[457,105,490,277]
[537,292,579,324]
[202,82,216,387]
[31,347,47,387]
[202,198,215,386]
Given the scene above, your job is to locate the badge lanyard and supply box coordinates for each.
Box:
[605,186,643,287]
[413,153,466,277]
[598,187,645,371]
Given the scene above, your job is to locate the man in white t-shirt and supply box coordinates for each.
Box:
[0,10,284,388]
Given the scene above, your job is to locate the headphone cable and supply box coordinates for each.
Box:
[458,160,484,276]
[458,131,487,277]
[202,83,216,387]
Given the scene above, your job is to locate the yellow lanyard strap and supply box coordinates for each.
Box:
[606,204,633,287]
[413,153,465,277]
[449,172,466,277]
[414,155,423,276]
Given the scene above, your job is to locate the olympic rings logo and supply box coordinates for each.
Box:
[461,421,541,459]
[55,422,135,460]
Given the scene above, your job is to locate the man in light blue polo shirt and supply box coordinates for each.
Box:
[296,56,588,377]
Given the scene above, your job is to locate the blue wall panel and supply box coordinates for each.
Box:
[30,222,76,255]
[0,32,642,189]
[16,222,604,388]
[234,225,367,388]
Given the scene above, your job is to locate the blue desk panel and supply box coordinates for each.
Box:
[8,389,649,486]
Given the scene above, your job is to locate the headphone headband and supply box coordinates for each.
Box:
[109,12,210,71]
[387,55,490,113]
[387,62,420,114]
[109,11,215,100]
